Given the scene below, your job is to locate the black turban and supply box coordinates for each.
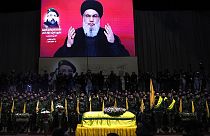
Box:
[47,8,59,17]
[80,0,103,18]
[58,60,76,73]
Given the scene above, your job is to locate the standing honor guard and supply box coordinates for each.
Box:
[67,95,78,133]
[152,92,166,134]
[0,97,10,133]
[165,92,177,133]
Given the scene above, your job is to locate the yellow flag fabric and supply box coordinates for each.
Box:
[76,98,80,114]
[126,97,129,110]
[192,100,195,113]
[23,102,26,113]
[140,99,145,113]
[0,101,2,113]
[36,100,39,113]
[167,99,176,110]
[102,100,105,112]
[89,96,92,111]
[154,96,163,109]
[206,100,209,118]
[179,98,182,113]
[114,98,117,108]
[11,100,14,113]
[150,79,155,109]
[65,98,68,116]
[51,100,54,113]
[82,111,136,128]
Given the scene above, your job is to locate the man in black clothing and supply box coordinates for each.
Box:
[54,0,130,57]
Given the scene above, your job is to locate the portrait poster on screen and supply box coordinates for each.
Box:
[40,0,135,57]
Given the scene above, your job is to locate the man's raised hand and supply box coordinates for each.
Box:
[67,26,76,47]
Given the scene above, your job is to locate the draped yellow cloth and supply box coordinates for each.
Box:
[76,124,137,136]
[82,111,136,127]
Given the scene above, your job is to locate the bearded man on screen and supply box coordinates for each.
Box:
[54,0,130,57]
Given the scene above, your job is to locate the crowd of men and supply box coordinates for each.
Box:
[0,67,210,135]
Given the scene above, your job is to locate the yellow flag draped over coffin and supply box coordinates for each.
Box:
[82,111,136,127]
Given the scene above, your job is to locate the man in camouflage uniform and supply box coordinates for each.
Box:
[13,95,26,133]
[67,95,78,133]
[107,92,115,107]
[153,92,166,134]
[78,93,88,124]
[127,94,138,115]
[205,95,210,132]
[55,95,67,130]
[0,96,10,133]
[137,95,153,136]
[36,96,52,134]
[165,92,177,133]
[26,95,37,133]
[90,94,100,111]
[116,94,126,108]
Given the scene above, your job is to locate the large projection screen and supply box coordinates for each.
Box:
[40,0,135,57]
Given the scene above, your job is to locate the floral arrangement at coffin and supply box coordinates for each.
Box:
[15,113,30,118]
[15,113,30,122]
[104,107,126,116]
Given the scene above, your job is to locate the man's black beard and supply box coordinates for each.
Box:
[44,21,59,28]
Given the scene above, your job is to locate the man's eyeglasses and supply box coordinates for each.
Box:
[84,14,100,18]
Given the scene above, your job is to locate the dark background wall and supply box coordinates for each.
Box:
[0,0,210,74]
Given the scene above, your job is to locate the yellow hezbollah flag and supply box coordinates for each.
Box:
[76,98,80,114]
[114,98,117,108]
[89,96,92,111]
[102,99,105,111]
[23,102,26,113]
[0,101,2,113]
[179,98,182,113]
[11,99,14,113]
[140,99,145,113]
[36,100,39,113]
[65,98,68,116]
[126,97,129,110]
[206,100,209,118]
[192,100,195,113]
[150,79,155,109]
[51,100,54,113]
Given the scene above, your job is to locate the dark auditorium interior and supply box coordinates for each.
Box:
[1,0,210,136]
